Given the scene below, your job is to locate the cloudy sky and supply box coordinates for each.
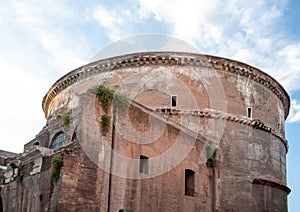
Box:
[0,0,299,210]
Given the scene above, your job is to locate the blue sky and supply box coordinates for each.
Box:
[0,0,299,210]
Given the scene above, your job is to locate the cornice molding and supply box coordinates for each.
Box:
[158,108,288,153]
[252,178,291,194]
[42,52,290,119]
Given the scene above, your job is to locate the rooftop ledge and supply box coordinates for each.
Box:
[42,52,290,119]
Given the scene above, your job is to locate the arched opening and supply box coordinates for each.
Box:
[33,141,40,146]
[185,169,195,196]
[50,132,67,150]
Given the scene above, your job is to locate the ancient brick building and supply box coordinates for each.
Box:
[0,52,290,211]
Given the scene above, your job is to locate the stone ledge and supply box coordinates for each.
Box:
[252,178,291,194]
[42,52,290,119]
[157,108,289,153]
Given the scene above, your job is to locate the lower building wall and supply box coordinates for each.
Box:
[57,147,213,212]
[0,145,289,212]
[217,176,288,212]
[109,169,212,212]
[216,120,288,212]
[1,171,51,212]
[58,150,104,211]
[0,148,107,212]
[0,93,289,211]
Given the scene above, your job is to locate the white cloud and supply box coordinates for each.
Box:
[0,1,88,152]
[138,0,221,44]
[0,60,50,153]
[137,0,300,92]
[287,99,300,123]
[36,29,86,74]
[269,43,300,92]
[1,1,87,74]
[92,5,126,41]
[12,1,44,25]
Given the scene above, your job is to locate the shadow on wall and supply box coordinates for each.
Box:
[0,195,3,212]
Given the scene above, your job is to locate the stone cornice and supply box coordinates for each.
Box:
[158,108,288,153]
[42,52,290,119]
[118,99,288,153]
[252,178,291,194]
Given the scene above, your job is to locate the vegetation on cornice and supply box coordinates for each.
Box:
[56,114,70,126]
[101,115,110,136]
[206,143,217,168]
[43,53,290,121]
[90,84,130,136]
[90,84,115,113]
[51,155,63,182]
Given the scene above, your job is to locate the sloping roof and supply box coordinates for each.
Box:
[0,150,17,159]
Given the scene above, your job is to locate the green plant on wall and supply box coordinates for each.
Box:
[90,84,115,113]
[51,155,63,182]
[57,114,70,126]
[101,115,111,136]
[90,84,130,136]
[206,143,217,168]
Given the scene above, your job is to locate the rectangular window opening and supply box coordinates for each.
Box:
[247,107,252,119]
[171,95,178,108]
[139,155,149,174]
[185,169,195,196]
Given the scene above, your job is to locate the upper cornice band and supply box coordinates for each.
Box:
[42,52,290,119]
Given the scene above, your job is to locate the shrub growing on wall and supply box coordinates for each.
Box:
[56,114,70,126]
[101,115,111,136]
[90,84,130,136]
[206,144,217,168]
[90,84,115,113]
[51,155,63,182]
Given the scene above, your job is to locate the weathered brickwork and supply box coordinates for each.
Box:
[0,52,290,211]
